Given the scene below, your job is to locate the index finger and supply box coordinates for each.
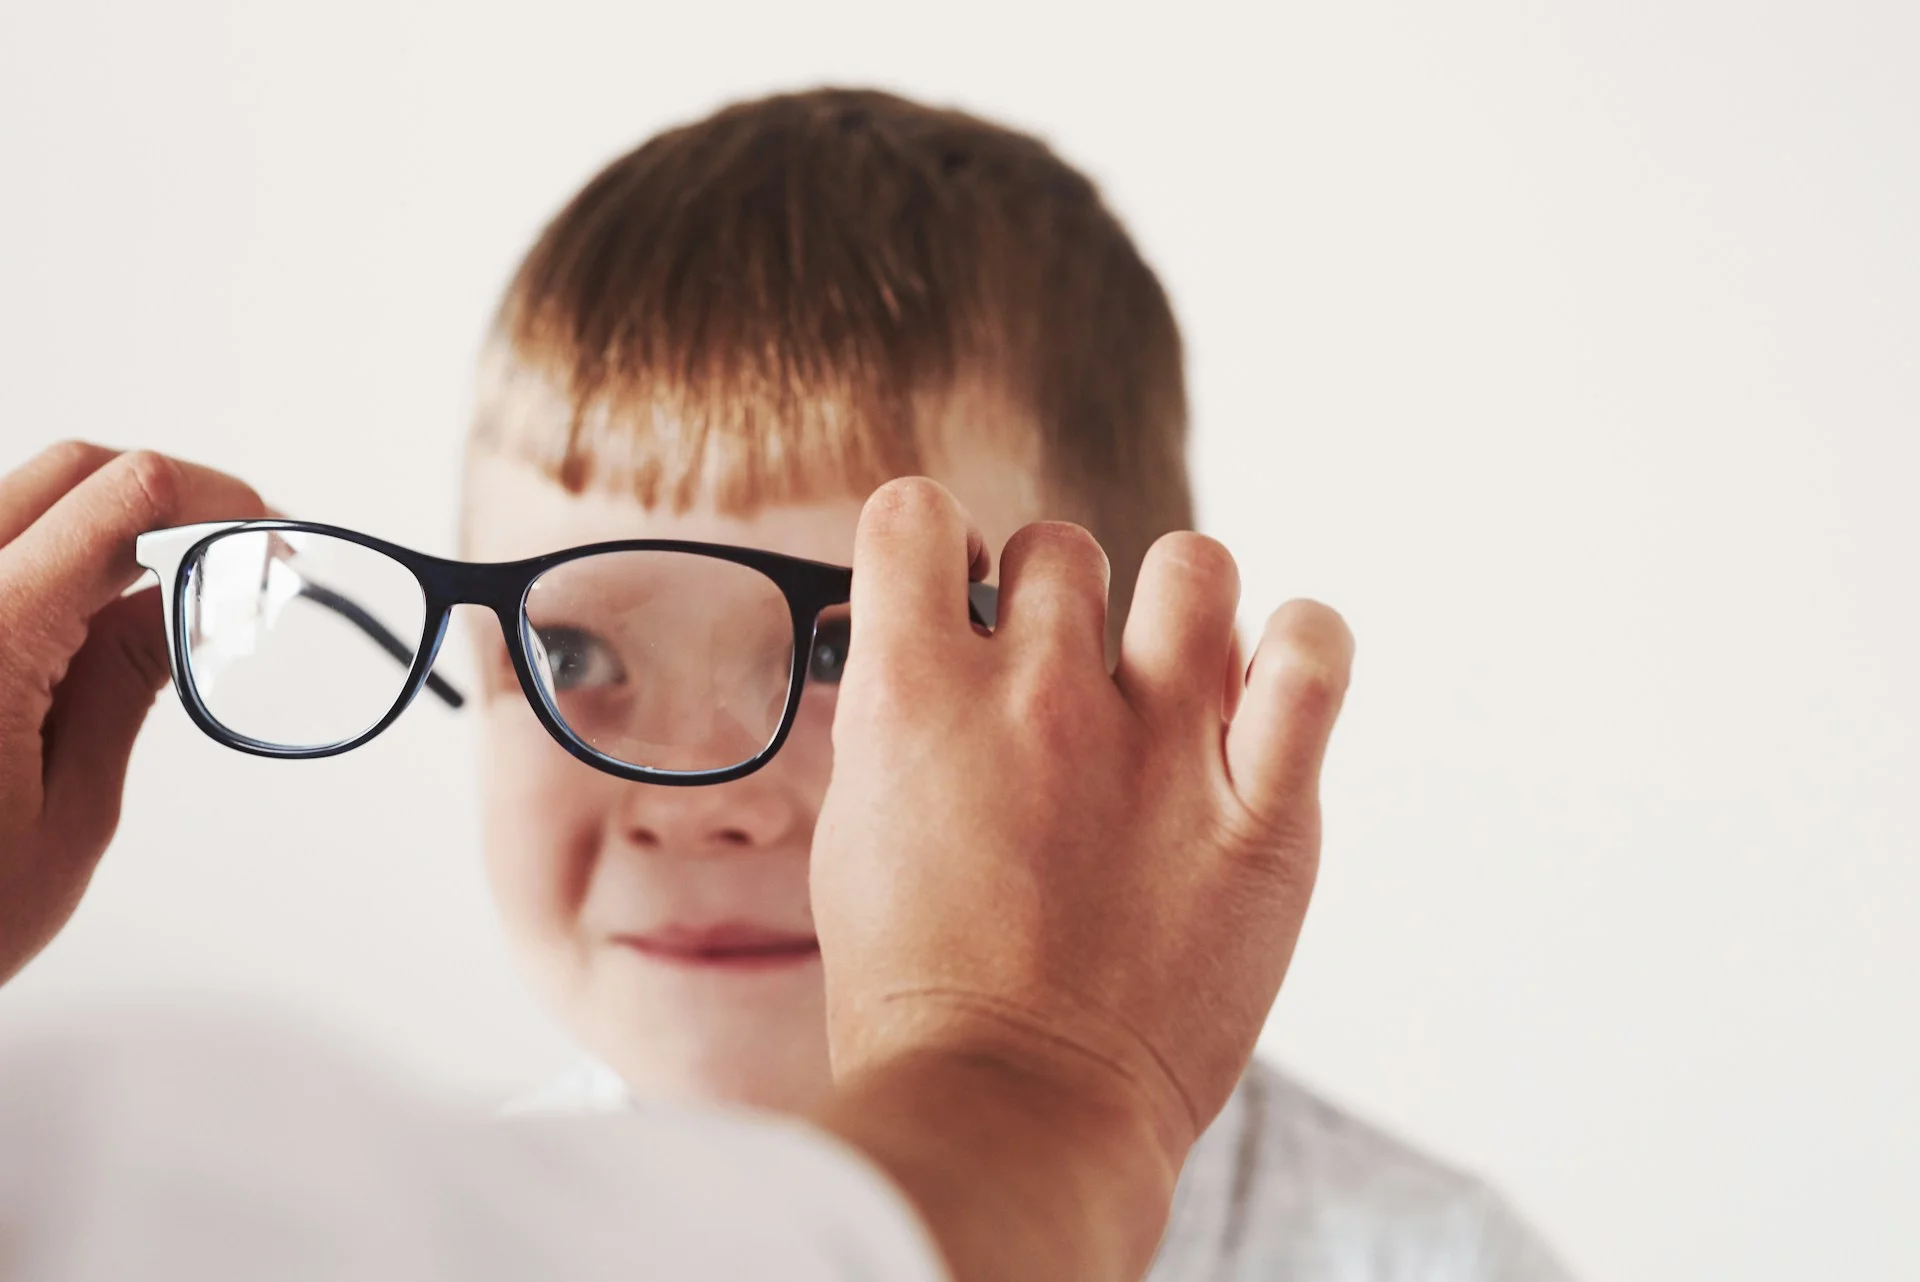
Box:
[0,450,267,625]
[849,477,989,663]
[0,440,122,548]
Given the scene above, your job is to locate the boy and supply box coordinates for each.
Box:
[465,89,1569,1279]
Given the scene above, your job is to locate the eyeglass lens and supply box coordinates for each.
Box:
[181,529,427,750]
[522,550,796,773]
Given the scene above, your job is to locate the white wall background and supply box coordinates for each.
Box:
[2,2,1915,1278]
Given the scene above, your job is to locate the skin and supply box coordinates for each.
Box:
[0,444,266,986]
[812,478,1353,1281]
[462,449,1040,1113]
[0,441,1352,1282]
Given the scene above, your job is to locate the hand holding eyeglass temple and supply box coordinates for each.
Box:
[133,520,999,784]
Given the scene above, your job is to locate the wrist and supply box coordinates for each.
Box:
[814,1047,1180,1282]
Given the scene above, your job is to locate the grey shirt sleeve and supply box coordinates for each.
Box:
[1149,1060,1575,1282]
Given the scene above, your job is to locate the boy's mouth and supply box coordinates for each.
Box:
[611,923,821,970]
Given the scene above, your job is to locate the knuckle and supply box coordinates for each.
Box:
[992,681,1078,774]
[838,647,937,726]
[1005,522,1112,597]
[854,655,917,715]
[1018,682,1087,753]
[1003,656,1110,748]
[1022,605,1102,669]
[115,450,183,528]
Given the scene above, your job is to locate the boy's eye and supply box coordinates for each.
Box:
[809,617,850,684]
[533,625,627,692]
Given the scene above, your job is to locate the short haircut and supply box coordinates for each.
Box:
[471,87,1192,621]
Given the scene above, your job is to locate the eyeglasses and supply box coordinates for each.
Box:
[134,520,997,785]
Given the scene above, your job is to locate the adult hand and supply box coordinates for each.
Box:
[810,479,1354,1282]
[0,443,264,985]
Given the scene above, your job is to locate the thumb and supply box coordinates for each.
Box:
[41,585,172,854]
[1223,600,1355,843]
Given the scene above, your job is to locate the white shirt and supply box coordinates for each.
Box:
[0,1008,944,1282]
[514,1057,1576,1282]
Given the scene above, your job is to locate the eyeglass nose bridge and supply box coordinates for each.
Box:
[409,553,535,615]
[407,555,583,696]
[386,556,543,714]
[376,588,541,734]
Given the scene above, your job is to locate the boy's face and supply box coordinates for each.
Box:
[463,447,1040,1111]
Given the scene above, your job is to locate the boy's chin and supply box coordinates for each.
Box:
[583,1009,834,1115]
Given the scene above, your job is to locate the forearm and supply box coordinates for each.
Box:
[814,1051,1179,1282]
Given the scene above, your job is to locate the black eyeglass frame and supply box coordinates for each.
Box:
[136,519,995,786]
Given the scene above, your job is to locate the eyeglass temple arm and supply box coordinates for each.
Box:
[967,581,998,629]
[294,580,466,710]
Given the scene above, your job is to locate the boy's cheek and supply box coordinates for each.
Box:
[477,702,608,936]
[783,686,841,802]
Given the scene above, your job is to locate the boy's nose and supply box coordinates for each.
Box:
[612,776,803,853]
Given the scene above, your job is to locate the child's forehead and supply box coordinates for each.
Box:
[462,443,1044,575]
[462,451,868,564]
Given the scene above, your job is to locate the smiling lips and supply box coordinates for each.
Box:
[613,923,821,970]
